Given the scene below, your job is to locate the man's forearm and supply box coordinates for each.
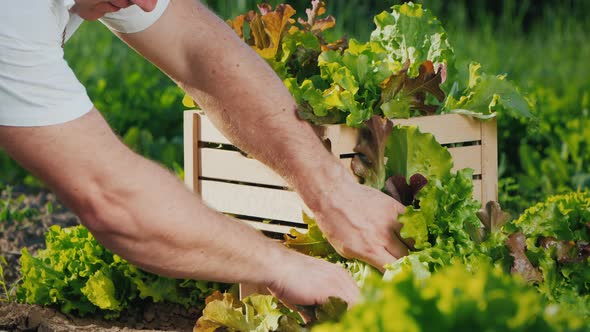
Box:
[177,5,348,209]
[0,110,291,286]
[84,151,291,285]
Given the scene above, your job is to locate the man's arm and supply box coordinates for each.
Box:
[0,109,359,305]
[115,0,409,268]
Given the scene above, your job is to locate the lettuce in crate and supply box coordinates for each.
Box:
[288,1,451,127]
[17,225,224,318]
[349,115,510,277]
[183,0,347,110]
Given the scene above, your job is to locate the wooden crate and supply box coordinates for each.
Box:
[183,110,498,237]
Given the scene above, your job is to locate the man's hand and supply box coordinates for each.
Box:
[308,175,410,272]
[266,250,360,308]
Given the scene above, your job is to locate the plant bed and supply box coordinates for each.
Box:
[0,187,211,332]
[0,302,198,332]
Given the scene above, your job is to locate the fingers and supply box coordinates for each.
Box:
[366,246,398,273]
[318,262,359,307]
[386,233,409,258]
[268,254,360,310]
[336,271,360,307]
[361,233,410,273]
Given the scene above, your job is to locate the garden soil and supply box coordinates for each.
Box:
[0,187,197,332]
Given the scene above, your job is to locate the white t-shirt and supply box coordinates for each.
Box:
[0,0,170,126]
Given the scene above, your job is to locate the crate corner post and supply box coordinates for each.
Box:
[480,119,498,203]
[183,110,200,193]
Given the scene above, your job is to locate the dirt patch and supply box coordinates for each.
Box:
[0,186,199,331]
[0,302,197,331]
[1,186,80,286]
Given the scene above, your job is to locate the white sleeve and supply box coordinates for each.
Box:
[0,2,93,127]
[100,0,171,34]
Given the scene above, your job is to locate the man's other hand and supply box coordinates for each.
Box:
[312,178,411,272]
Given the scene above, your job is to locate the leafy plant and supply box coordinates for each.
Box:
[0,256,12,303]
[284,212,341,262]
[504,192,590,312]
[313,263,588,332]
[226,1,346,81]
[370,2,453,79]
[384,174,427,208]
[443,62,534,120]
[194,291,347,332]
[350,115,393,189]
[0,186,39,224]
[378,60,446,118]
[17,225,225,318]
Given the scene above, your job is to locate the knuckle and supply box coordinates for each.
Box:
[338,244,355,258]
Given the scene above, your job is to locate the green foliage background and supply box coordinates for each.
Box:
[0,0,589,214]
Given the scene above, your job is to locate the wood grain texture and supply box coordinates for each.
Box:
[183,111,200,192]
[199,180,310,224]
[198,113,482,148]
[480,119,499,203]
[473,179,482,202]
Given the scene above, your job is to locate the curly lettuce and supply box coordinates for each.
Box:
[314,263,586,332]
[17,225,223,318]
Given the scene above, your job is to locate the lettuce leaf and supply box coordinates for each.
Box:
[370,2,454,78]
[384,125,453,181]
[283,212,341,262]
[398,169,481,251]
[195,291,348,332]
[444,62,534,120]
[378,61,446,118]
[350,115,393,189]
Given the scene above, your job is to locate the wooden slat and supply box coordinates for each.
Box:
[198,113,482,148]
[199,114,233,145]
[199,145,482,187]
[202,177,483,229]
[480,120,498,203]
[183,111,200,192]
[200,180,309,223]
[473,179,482,202]
[449,145,482,174]
[202,177,484,224]
[200,148,288,187]
[395,114,482,144]
[320,124,357,155]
